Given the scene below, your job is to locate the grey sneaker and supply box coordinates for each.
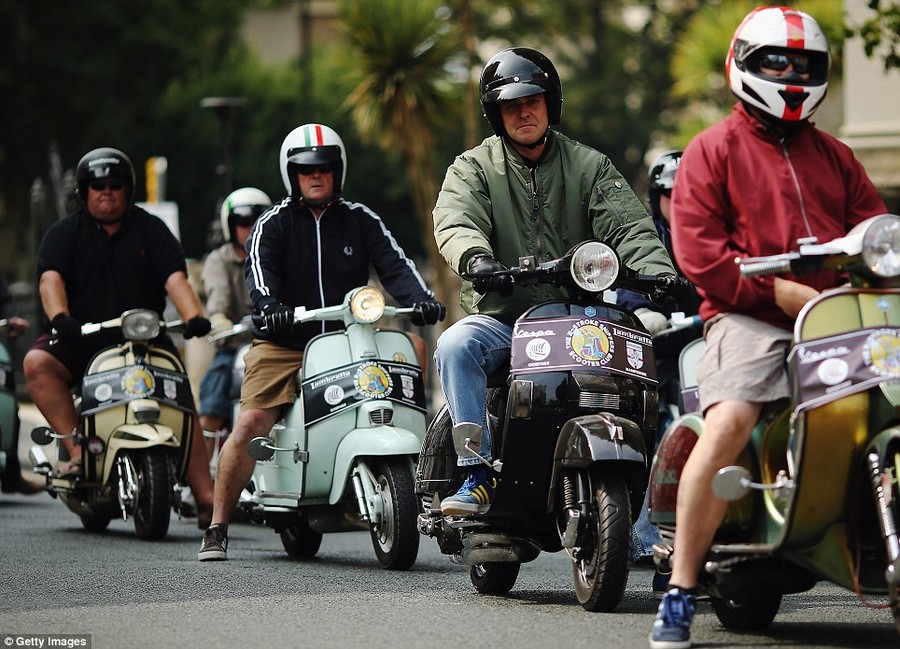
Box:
[198,524,228,561]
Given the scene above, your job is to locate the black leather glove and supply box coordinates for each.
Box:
[50,314,81,343]
[467,255,513,296]
[410,299,446,326]
[262,303,295,336]
[183,316,211,340]
[652,274,696,309]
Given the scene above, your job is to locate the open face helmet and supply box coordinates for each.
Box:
[726,6,830,122]
[279,123,346,199]
[479,47,562,137]
[647,150,682,219]
[219,187,272,243]
[75,147,136,206]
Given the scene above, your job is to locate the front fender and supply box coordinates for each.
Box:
[548,413,646,512]
[103,424,179,478]
[329,426,421,504]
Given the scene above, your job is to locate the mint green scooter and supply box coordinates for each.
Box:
[243,286,430,570]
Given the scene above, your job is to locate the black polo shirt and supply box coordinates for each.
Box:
[36,205,187,331]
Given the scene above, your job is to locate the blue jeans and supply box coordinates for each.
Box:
[199,347,237,422]
[433,315,512,467]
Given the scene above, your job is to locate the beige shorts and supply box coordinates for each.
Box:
[239,340,304,411]
[697,313,792,413]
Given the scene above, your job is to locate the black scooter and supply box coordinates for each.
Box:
[416,241,684,611]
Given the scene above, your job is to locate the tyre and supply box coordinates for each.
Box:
[132,447,172,541]
[80,513,111,531]
[280,519,322,558]
[369,458,420,570]
[572,468,631,612]
[710,590,781,630]
[470,562,520,595]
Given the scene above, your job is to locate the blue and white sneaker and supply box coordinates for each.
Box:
[649,587,696,649]
[440,466,496,515]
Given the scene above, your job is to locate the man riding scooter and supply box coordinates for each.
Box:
[199,123,444,561]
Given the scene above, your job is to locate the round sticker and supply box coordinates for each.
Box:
[817,357,849,386]
[324,384,345,406]
[122,368,154,397]
[525,338,551,361]
[566,319,614,366]
[94,383,113,402]
[863,328,900,378]
[355,363,393,399]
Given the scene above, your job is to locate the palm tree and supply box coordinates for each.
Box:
[338,0,462,319]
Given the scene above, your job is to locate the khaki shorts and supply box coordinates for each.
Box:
[239,340,304,411]
[697,313,792,413]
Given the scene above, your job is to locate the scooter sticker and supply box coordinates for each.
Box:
[790,326,900,409]
[122,367,154,397]
[567,319,615,366]
[302,360,426,425]
[511,316,656,382]
[863,328,900,377]
[355,362,393,398]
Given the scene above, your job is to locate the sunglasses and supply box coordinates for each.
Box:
[89,180,125,191]
[233,216,259,228]
[759,52,810,74]
[297,164,334,176]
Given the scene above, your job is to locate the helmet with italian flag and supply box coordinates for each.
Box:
[279,123,347,197]
[726,6,830,122]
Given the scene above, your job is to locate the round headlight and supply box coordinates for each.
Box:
[570,242,619,292]
[350,287,385,323]
[122,309,160,341]
[863,214,900,278]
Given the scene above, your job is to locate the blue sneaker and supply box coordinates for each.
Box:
[649,587,696,649]
[441,466,496,515]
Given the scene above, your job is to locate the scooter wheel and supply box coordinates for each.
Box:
[710,590,781,630]
[470,562,520,595]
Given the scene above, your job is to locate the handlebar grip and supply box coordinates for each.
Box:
[739,259,792,277]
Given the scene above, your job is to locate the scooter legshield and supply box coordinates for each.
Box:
[328,426,421,504]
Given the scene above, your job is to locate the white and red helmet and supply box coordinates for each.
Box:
[726,6,830,122]
[279,123,347,198]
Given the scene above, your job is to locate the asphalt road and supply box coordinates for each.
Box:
[1,489,898,649]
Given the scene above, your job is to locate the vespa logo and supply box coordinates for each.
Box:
[514,326,556,338]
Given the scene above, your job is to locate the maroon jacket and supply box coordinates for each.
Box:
[671,103,887,331]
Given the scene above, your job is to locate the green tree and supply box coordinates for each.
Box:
[338,0,461,315]
[850,0,900,70]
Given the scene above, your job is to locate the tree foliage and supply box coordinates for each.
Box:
[850,0,900,70]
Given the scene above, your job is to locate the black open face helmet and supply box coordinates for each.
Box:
[75,147,136,207]
[479,47,562,137]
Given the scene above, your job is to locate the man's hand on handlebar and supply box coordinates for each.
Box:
[467,254,514,296]
[261,303,295,335]
[411,299,446,326]
[51,314,81,343]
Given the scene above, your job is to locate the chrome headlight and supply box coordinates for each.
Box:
[121,309,160,341]
[350,287,385,323]
[570,241,619,292]
[863,214,900,278]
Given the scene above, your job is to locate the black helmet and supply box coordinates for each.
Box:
[479,47,562,137]
[647,150,682,219]
[75,147,136,206]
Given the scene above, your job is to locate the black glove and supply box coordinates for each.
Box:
[183,316,211,340]
[410,299,446,326]
[652,274,696,309]
[50,314,81,343]
[467,255,513,296]
[262,303,295,336]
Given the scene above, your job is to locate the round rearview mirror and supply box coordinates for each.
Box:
[30,426,54,445]
[247,436,276,461]
[712,466,752,501]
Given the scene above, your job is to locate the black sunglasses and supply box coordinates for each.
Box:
[297,164,334,176]
[759,52,810,74]
[90,180,125,191]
